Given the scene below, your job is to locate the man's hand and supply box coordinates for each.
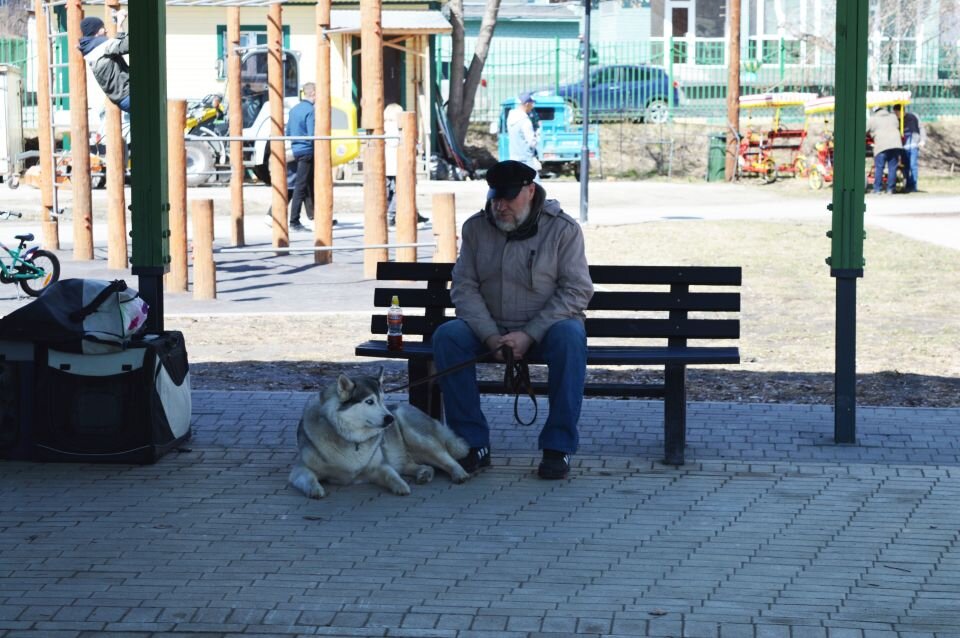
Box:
[499,331,533,360]
[485,335,505,362]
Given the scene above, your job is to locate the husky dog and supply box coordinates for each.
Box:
[289,370,472,498]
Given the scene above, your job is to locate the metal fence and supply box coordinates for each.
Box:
[438,36,960,124]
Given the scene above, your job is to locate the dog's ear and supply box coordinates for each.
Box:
[377,366,385,387]
[337,374,355,399]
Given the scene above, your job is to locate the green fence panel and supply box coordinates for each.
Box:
[437,36,960,124]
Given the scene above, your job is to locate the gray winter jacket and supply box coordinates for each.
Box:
[451,185,594,344]
[867,109,903,154]
[80,34,130,106]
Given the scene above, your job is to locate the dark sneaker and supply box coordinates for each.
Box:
[290,222,312,233]
[458,446,491,473]
[538,450,570,480]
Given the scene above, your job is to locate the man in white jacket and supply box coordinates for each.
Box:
[506,93,540,175]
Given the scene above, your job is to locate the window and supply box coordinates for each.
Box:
[696,0,725,38]
[216,25,291,80]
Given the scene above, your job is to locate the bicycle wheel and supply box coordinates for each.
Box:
[19,250,60,297]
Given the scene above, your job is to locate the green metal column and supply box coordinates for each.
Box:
[828,0,869,444]
[128,0,170,332]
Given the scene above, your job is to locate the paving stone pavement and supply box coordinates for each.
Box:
[3,393,960,638]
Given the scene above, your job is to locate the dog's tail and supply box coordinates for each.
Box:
[444,430,470,460]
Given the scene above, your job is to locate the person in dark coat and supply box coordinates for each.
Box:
[77,11,130,112]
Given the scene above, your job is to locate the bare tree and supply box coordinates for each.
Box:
[786,0,955,89]
[0,0,30,39]
[445,0,501,148]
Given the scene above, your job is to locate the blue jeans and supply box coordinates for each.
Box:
[904,134,919,191]
[432,318,587,454]
[117,95,130,112]
[873,149,901,193]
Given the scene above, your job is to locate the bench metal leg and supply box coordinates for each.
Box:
[408,360,443,420]
[663,364,686,466]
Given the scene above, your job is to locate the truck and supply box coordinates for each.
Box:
[495,93,599,181]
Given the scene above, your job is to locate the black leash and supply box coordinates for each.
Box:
[384,344,538,426]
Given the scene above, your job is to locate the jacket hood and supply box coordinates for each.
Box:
[78,35,107,56]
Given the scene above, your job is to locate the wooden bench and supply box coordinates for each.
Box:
[355,262,741,465]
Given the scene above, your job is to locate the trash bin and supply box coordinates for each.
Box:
[706,133,727,182]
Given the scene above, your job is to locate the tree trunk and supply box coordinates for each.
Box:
[446,0,501,148]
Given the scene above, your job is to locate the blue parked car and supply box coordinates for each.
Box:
[496,93,599,181]
[554,64,683,123]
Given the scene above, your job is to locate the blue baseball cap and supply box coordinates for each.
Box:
[519,92,535,104]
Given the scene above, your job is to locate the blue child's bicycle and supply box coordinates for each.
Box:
[0,211,61,297]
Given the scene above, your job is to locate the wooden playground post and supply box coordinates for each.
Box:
[227,7,244,247]
[191,199,216,300]
[166,99,188,292]
[66,0,93,260]
[395,111,417,263]
[361,0,387,277]
[33,0,59,250]
[105,0,127,269]
[267,2,288,248]
[432,193,457,263]
[313,0,334,265]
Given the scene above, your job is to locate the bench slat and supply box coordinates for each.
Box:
[585,318,740,339]
[378,261,453,281]
[355,340,739,365]
[378,262,742,287]
[588,265,741,286]
[478,380,668,398]
[373,289,740,312]
[371,315,739,340]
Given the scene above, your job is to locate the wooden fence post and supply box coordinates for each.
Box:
[432,193,457,263]
[396,111,417,263]
[166,99,188,292]
[361,0,386,277]
[268,2,289,248]
[33,0,59,250]
[66,0,93,260]
[192,199,216,300]
[105,0,127,268]
[227,7,245,247]
[313,0,334,264]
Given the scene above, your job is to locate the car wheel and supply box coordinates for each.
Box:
[644,99,669,124]
[185,142,215,187]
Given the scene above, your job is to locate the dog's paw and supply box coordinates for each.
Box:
[391,481,412,496]
[306,484,326,499]
[449,467,471,484]
[414,466,434,484]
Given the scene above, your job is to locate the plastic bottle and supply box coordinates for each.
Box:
[387,295,403,351]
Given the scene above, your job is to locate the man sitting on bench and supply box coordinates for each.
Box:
[431,160,594,480]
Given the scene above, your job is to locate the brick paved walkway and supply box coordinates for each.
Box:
[3,393,960,637]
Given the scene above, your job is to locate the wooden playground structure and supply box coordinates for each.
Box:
[29,0,453,289]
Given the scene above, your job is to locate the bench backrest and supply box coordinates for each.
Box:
[370,262,741,346]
